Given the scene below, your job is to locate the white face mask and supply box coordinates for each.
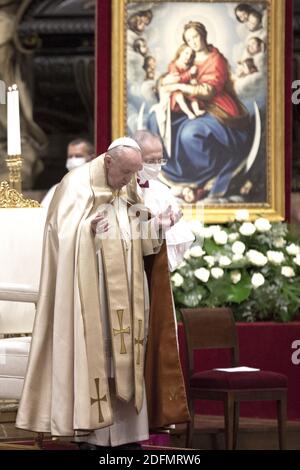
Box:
[66,157,86,171]
[138,163,161,182]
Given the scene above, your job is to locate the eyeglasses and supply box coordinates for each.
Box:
[146,159,168,165]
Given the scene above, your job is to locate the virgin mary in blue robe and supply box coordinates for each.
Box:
[148,21,253,199]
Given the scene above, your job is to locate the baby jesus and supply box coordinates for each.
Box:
[166,44,206,119]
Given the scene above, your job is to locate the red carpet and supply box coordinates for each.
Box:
[0,440,78,450]
[0,434,171,451]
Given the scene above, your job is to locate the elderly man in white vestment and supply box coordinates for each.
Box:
[16,137,190,449]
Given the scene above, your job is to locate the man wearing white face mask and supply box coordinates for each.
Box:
[41,138,95,208]
[66,138,95,171]
[133,130,195,271]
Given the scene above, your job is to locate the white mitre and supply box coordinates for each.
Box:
[108,137,141,152]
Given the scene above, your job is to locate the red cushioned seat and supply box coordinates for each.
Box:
[181,308,288,449]
[191,370,288,390]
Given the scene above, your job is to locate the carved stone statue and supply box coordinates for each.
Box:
[0,0,48,189]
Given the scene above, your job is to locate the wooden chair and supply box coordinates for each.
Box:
[181,308,287,450]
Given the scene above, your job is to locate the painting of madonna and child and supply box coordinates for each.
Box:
[126,1,268,206]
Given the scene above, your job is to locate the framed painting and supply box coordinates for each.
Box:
[110,0,289,222]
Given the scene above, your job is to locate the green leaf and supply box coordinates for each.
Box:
[227,272,252,303]
[206,277,231,304]
[203,238,225,256]
[227,283,251,303]
[194,285,208,300]
[181,277,197,293]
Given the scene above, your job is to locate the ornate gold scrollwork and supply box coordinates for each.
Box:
[0,181,40,208]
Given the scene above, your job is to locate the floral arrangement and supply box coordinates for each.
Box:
[171,210,300,322]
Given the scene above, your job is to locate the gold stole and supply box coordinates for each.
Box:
[77,156,145,430]
[101,211,145,412]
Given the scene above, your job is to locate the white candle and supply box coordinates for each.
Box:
[7,84,21,156]
[7,86,13,155]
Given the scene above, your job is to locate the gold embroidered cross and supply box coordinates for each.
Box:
[113,309,130,354]
[134,319,144,365]
[90,378,107,423]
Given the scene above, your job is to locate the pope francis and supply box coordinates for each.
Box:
[16,137,189,448]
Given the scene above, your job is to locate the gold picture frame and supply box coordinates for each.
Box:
[112,0,286,223]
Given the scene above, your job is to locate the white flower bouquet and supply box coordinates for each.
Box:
[171,210,300,322]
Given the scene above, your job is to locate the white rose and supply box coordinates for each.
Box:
[177,261,187,269]
[171,273,184,287]
[213,230,228,245]
[194,226,213,238]
[255,218,272,232]
[246,249,268,266]
[183,249,191,260]
[232,253,244,262]
[209,225,222,235]
[203,255,215,267]
[251,273,265,289]
[267,250,285,265]
[188,220,203,235]
[235,209,249,221]
[230,270,241,284]
[219,256,231,267]
[203,227,214,238]
[232,241,246,255]
[293,254,300,266]
[190,246,206,258]
[281,266,295,278]
[239,222,256,236]
[211,267,224,279]
[194,267,210,283]
[273,237,286,248]
[286,243,300,256]
[228,233,240,243]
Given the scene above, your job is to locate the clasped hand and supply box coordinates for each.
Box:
[155,205,182,232]
[91,206,183,237]
[91,211,109,236]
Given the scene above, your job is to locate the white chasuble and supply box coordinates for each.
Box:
[78,196,150,446]
[15,155,185,438]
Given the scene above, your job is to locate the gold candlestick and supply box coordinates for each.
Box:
[5,154,23,194]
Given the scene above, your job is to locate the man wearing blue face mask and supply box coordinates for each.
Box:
[133,130,195,272]
[41,138,95,208]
